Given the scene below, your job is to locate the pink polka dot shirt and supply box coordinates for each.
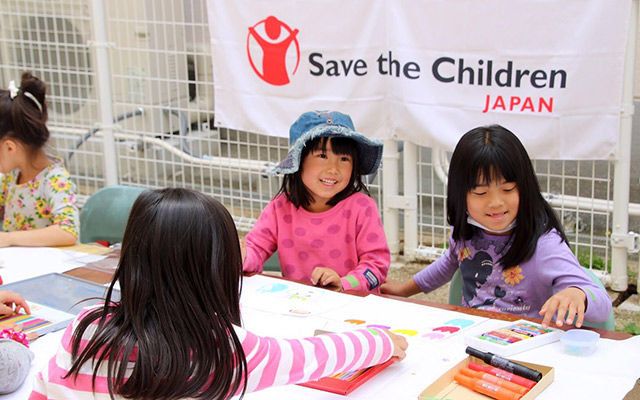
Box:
[244,193,390,292]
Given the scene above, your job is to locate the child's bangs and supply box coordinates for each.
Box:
[308,136,357,156]
[468,147,518,187]
[327,136,358,157]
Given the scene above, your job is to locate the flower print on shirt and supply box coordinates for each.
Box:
[35,198,53,219]
[12,212,35,230]
[502,265,524,286]
[0,162,79,238]
[50,175,72,193]
[458,247,471,262]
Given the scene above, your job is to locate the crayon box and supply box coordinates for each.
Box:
[418,355,554,400]
[464,319,562,357]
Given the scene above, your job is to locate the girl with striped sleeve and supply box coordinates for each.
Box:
[30,188,407,399]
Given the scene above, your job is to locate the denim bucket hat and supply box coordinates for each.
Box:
[271,111,383,176]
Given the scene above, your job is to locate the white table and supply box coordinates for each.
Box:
[2,261,639,400]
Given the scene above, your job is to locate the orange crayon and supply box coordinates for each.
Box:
[454,374,522,400]
[460,367,528,395]
[468,362,536,389]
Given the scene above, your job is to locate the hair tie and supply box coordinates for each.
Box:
[7,80,43,113]
[0,328,29,348]
[22,92,43,112]
[7,80,18,99]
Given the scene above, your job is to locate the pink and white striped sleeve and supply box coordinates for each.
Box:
[236,326,394,393]
[30,308,118,400]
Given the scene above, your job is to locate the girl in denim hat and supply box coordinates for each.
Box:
[243,111,390,293]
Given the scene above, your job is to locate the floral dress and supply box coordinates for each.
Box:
[0,162,79,239]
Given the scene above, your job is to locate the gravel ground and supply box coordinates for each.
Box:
[387,262,640,334]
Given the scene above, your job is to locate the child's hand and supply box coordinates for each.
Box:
[380,279,421,297]
[383,330,408,361]
[539,287,587,328]
[0,291,30,316]
[310,267,343,291]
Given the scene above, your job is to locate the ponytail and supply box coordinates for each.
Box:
[0,71,49,149]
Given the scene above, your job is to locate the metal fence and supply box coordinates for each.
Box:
[0,0,638,292]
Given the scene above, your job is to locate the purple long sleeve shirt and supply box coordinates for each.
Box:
[244,193,390,293]
[413,229,612,322]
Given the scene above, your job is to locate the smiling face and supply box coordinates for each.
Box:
[466,174,519,234]
[300,138,353,212]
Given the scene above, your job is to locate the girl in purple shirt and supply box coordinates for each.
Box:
[243,111,390,293]
[382,125,612,328]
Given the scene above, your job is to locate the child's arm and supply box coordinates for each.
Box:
[4,167,81,248]
[383,239,459,297]
[243,201,278,274]
[381,278,422,297]
[235,325,407,393]
[535,234,613,327]
[338,197,390,292]
[0,225,76,247]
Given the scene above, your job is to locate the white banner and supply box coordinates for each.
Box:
[207,0,631,159]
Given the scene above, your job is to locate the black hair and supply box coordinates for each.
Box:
[66,188,247,399]
[278,136,369,209]
[0,71,49,150]
[447,125,567,268]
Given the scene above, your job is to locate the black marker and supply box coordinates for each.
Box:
[465,346,543,382]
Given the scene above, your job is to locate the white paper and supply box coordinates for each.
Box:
[0,247,106,284]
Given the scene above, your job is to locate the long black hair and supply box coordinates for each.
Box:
[447,125,567,268]
[279,136,369,209]
[0,72,49,151]
[66,188,247,399]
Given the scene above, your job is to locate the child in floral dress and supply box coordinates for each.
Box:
[0,72,78,247]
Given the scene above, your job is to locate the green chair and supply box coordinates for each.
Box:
[263,251,281,273]
[448,269,464,306]
[447,267,615,330]
[80,185,147,245]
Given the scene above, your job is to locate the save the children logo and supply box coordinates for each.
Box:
[244,16,567,114]
[246,16,300,86]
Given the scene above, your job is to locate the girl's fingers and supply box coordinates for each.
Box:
[555,301,569,327]
[573,300,586,328]
[574,307,585,328]
[564,303,577,326]
[0,303,14,316]
[322,274,338,286]
[539,299,556,328]
[310,269,323,285]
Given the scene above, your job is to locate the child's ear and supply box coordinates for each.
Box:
[2,139,18,153]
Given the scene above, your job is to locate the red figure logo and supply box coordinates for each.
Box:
[247,16,300,86]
